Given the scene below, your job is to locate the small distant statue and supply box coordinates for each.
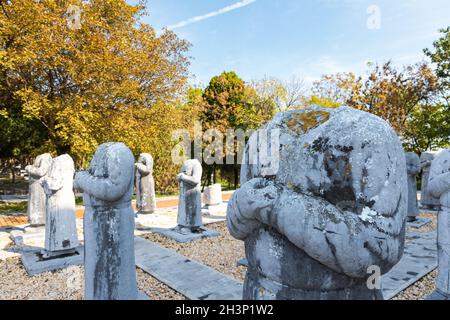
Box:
[420,152,441,210]
[39,154,79,258]
[405,152,421,222]
[135,153,156,214]
[176,159,202,233]
[427,148,450,300]
[74,142,138,300]
[25,153,52,226]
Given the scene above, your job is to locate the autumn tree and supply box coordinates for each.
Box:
[0,0,190,168]
[251,76,307,111]
[312,62,439,136]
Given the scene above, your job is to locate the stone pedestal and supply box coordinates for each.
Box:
[203,184,222,206]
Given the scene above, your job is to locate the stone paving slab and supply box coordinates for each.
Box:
[381,231,437,300]
[407,217,432,229]
[21,246,84,276]
[134,237,243,300]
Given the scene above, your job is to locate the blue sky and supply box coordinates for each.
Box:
[135,0,449,86]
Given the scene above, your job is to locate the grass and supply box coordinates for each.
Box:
[0,201,27,214]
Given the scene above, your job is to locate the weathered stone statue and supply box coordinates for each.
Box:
[176,159,202,232]
[420,152,441,210]
[39,154,79,258]
[25,153,52,226]
[227,105,407,300]
[74,142,138,300]
[405,152,421,222]
[135,153,156,214]
[427,148,450,300]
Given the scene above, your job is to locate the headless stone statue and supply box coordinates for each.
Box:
[74,142,138,300]
[25,153,52,226]
[420,152,441,210]
[176,159,202,232]
[427,148,450,300]
[227,105,407,300]
[405,152,421,222]
[135,153,156,214]
[39,154,79,258]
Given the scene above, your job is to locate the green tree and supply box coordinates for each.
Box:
[0,0,190,167]
[200,71,274,188]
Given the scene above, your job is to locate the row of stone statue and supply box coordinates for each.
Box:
[25,144,205,299]
[22,106,450,300]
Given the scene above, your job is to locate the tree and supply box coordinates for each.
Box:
[200,71,275,188]
[425,27,450,103]
[403,104,449,153]
[312,62,439,135]
[251,76,307,111]
[0,0,190,166]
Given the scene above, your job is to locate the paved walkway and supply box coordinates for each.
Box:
[0,192,233,228]
[135,237,243,300]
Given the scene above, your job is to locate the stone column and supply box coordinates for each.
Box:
[25,153,52,226]
[227,106,407,300]
[203,184,222,207]
[420,152,441,210]
[405,152,421,222]
[39,154,79,258]
[176,159,202,232]
[427,148,450,300]
[135,153,156,214]
[74,142,138,300]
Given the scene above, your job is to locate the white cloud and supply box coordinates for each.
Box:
[166,0,257,30]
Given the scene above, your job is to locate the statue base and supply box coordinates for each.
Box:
[21,246,84,276]
[151,225,219,243]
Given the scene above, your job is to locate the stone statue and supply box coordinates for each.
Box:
[25,153,52,226]
[176,159,202,232]
[227,105,407,300]
[74,142,138,300]
[427,148,450,300]
[135,153,156,214]
[405,152,421,222]
[39,154,79,258]
[420,152,441,210]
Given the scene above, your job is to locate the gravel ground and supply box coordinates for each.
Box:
[0,256,185,300]
[392,211,438,300]
[141,222,247,282]
[0,211,440,300]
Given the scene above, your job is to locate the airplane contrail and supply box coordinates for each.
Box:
[166,0,257,30]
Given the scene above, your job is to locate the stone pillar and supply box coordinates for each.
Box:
[420,152,441,210]
[135,153,156,214]
[39,154,79,257]
[74,142,138,300]
[176,159,202,232]
[405,152,421,222]
[25,153,52,226]
[427,148,450,300]
[203,184,222,207]
[227,106,407,300]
